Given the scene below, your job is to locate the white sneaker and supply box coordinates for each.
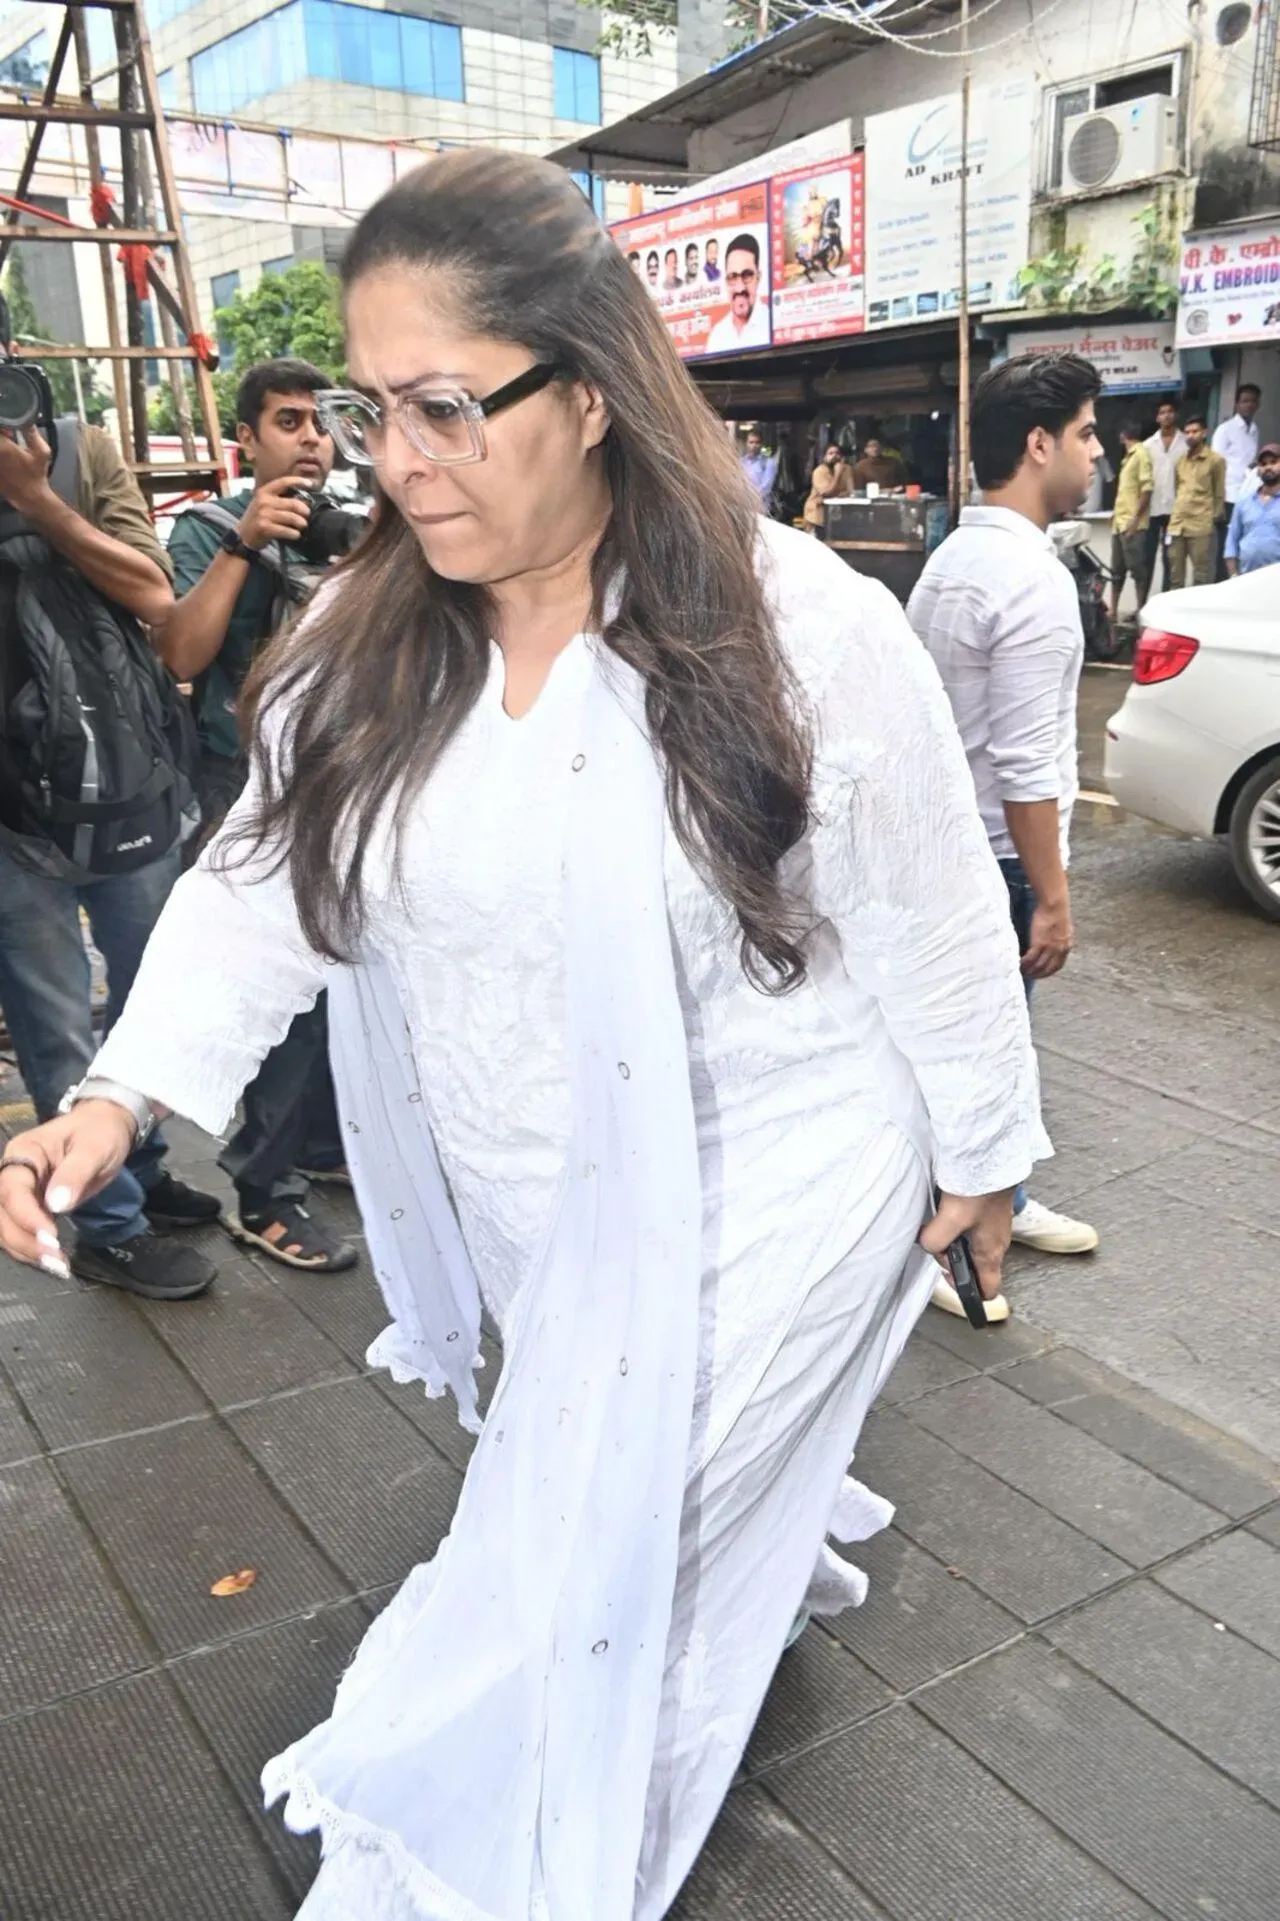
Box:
[930,1272,1010,1324]
[1011,1198,1099,1255]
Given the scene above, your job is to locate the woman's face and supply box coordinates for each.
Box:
[345,265,610,587]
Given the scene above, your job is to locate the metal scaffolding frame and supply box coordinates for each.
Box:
[1249,0,1280,152]
[0,0,226,493]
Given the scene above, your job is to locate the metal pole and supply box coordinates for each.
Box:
[114,6,150,469]
[131,1,227,486]
[70,9,130,438]
[956,0,971,515]
[135,136,197,461]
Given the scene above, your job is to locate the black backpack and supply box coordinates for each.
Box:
[0,416,201,882]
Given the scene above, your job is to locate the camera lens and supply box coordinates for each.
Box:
[0,361,41,433]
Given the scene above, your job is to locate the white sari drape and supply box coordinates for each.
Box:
[262,651,705,1921]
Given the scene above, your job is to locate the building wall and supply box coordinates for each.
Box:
[686,0,1280,247]
[674,0,1280,434]
[674,0,728,84]
[170,6,675,311]
[0,0,680,344]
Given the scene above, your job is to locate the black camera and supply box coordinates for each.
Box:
[284,485,364,566]
[0,292,56,449]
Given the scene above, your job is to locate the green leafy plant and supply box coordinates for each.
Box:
[1017,205,1178,318]
[578,0,812,61]
[583,0,673,60]
[150,259,345,436]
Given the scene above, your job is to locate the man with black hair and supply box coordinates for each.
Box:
[1212,382,1261,543]
[908,353,1103,1312]
[1144,398,1186,591]
[1225,440,1280,573]
[740,427,779,509]
[1168,415,1226,588]
[0,321,220,1301]
[707,233,769,353]
[157,357,359,1275]
[1109,420,1153,631]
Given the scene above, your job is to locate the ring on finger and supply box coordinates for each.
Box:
[0,1152,45,1182]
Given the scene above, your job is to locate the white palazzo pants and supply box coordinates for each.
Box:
[296,1127,933,1920]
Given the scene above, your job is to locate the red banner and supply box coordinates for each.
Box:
[768,154,865,346]
[611,182,772,360]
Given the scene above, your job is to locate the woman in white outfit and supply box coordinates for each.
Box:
[0,152,1045,1919]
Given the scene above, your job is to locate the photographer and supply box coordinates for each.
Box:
[158,358,362,1274]
[0,311,219,1302]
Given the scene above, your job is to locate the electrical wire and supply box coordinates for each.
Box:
[815,0,1014,45]
[803,0,1079,58]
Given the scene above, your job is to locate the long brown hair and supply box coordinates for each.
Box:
[232,149,813,989]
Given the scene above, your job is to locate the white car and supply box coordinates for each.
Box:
[1105,564,1280,920]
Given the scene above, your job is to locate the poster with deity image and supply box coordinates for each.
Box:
[611,182,772,360]
[769,154,866,345]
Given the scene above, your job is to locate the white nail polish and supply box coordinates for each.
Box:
[36,1229,61,1252]
[47,1186,71,1215]
[40,1254,71,1280]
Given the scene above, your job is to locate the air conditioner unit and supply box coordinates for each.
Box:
[1058,95,1178,194]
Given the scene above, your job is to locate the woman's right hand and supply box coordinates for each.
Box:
[0,1102,138,1276]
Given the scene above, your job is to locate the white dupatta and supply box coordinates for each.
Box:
[263,641,704,1921]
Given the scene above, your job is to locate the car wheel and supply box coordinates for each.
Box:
[1228,759,1280,922]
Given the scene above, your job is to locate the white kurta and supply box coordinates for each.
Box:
[94,522,1046,1919]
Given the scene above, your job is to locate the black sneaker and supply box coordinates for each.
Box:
[142,1170,222,1229]
[72,1230,216,1301]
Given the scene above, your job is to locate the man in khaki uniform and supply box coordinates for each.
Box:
[1167,414,1226,588]
[1109,421,1154,629]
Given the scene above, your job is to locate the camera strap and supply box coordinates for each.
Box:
[48,415,79,509]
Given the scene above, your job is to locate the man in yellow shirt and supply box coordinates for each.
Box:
[1168,414,1227,588]
[1109,421,1154,629]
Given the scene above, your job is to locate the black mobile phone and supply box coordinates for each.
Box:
[945,1229,990,1330]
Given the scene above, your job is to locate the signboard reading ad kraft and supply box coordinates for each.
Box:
[863,82,1033,329]
[611,183,771,360]
[1175,222,1280,349]
[769,153,866,345]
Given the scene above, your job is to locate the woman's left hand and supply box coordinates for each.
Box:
[919,1189,1014,1299]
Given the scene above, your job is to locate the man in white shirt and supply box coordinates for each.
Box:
[1144,399,1187,594]
[1212,382,1261,575]
[909,351,1103,1311]
[705,233,771,355]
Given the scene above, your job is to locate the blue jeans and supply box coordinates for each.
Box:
[0,847,179,1245]
[998,856,1036,1216]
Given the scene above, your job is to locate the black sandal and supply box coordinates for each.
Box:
[226,1199,358,1272]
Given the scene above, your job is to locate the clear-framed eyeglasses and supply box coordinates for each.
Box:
[316,361,561,469]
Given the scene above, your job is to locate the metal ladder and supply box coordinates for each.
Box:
[0,0,226,497]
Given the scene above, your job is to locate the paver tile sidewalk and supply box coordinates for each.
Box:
[2,1083,1280,1918]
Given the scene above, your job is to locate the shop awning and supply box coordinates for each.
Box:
[547,13,884,186]
[681,316,985,418]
